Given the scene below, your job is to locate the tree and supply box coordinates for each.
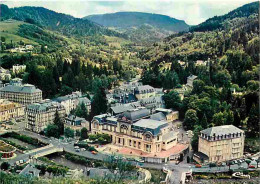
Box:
[184,109,198,130]
[214,69,231,88]
[212,112,225,126]
[64,127,74,138]
[163,90,182,110]
[91,87,107,119]
[45,124,60,138]
[192,80,205,94]
[191,125,203,152]
[247,104,259,137]
[1,162,10,170]
[80,127,89,140]
[201,113,208,129]
[1,36,5,42]
[54,110,64,136]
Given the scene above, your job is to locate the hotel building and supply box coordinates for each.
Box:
[195,125,245,163]
[0,99,25,122]
[25,100,65,133]
[0,79,42,105]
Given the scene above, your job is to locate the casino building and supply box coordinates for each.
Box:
[91,107,188,163]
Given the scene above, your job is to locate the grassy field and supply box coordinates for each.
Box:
[104,35,132,48]
[0,19,38,45]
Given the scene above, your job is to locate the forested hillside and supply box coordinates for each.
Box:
[0,4,125,38]
[85,12,189,44]
[140,1,259,146]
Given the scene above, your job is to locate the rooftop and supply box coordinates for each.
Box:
[150,112,166,121]
[0,84,42,93]
[133,119,168,129]
[135,85,154,92]
[200,125,244,137]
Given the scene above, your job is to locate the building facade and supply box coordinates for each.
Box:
[91,108,178,154]
[134,85,155,100]
[25,100,65,133]
[12,64,26,74]
[0,80,42,105]
[0,99,25,122]
[196,125,245,163]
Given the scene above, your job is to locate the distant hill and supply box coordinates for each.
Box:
[190,1,259,32]
[0,4,125,38]
[141,1,259,63]
[85,12,189,43]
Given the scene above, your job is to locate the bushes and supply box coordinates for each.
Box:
[88,133,111,144]
[2,132,43,147]
[64,153,104,168]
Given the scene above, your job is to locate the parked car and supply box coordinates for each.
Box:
[81,148,86,151]
[195,164,202,168]
[91,151,97,155]
[75,149,80,152]
[248,165,255,169]
[74,146,79,149]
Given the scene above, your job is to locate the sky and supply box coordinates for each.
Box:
[2,0,256,25]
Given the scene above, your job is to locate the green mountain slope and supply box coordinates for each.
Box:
[0,4,125,38]
[85,12,189,43]
[190,1,259,32]
[141,1,259,63]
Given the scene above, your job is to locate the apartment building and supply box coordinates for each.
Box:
[0,99,25,122]
[53,91,91,115]
[25,100,65,133]
[134,85,155,100]
[195,125,245,163]
[0,79,42,105]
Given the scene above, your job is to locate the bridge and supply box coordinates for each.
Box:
[7,144,63,165]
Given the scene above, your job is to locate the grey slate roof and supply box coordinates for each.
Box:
[150,112,166,121]
[111,104,135,114]
[140,96,163,104]
[0,84,41,93]
[27,100,62,111]
[162,131,175,141]
[122,108,150,121]
[19,164,40,177]
[135,85,154,93]
[132,119,168,136]
[187,75,198,80]
[200,125,243,137]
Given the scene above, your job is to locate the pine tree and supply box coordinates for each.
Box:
[201,113,208,129]
[54,110,64,136]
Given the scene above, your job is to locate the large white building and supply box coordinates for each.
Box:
[195,125,245,163]
[0,78,42,105]
[25,100,65,133]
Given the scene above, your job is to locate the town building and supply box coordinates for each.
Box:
[109,102,141,116]
[53,91,91,115]
[0,67,11,81]
[154,108,179,122]
[12,64,26,74]
[139,96,164,112]
[0,79,42,105]
[134,85,155,100]
[65,115,89,131]
[186,75,198,88]
[195,125,245,163]
[0,99,25,122]
[91,107,187,163]
[19,164,40,178]
[25,100,65,133]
